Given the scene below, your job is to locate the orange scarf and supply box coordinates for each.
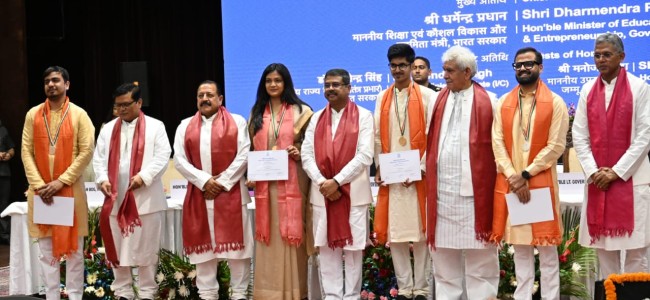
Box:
[586,68,634,241]
[182,108,244,254]
[492,80,562,245]
[253,103,303,246]
[426,83,495,249]
[314,100,359,249]
[100,111,145,265]
[33,98,78,259]
[375,83,427,244]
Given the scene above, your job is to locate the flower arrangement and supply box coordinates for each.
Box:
[497,207,596,299]
[566,103,576,148]
[361,205,399,300]
[604,272,650,300]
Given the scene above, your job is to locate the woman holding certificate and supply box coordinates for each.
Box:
[247,63,313,300]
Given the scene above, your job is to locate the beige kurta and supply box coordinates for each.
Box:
[251,104,313,300]
[22,102,95,238]
[373,87,435,243]
[492,89,568,244]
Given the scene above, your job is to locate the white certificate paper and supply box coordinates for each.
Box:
[33,195,75,226]
[378,150,422,185]
[505,187,554,226]
[248,150,289,181]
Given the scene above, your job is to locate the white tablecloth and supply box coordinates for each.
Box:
[1,197,184,296]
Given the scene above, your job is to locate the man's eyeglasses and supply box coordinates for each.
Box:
[323,82,347,89]
[389,63,411,71]
[512,61,540,70]
[113,100,137,109]
[594,52,617,60]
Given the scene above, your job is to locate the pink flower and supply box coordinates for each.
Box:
[360,290,368,299]
[380,296,388,300]
[368,292,376,300]
[385,242,390,249]
[372,253,379,260]
[390,288,398,297]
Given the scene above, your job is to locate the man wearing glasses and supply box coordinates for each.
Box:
[93,83,171,300]
[412,56,442,92]
[373,44,436,300]
[573,33,650,279]
[22,66,95,300]
[426,46,499,299]
[302,69,374,299]
[492,47,568,299]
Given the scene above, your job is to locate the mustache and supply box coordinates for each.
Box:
[200,100,212,106]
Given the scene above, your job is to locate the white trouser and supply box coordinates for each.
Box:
[318,246,363,300]
[513,245,559,300]
[112,264,158,299]
[430,247,499,300]
[597,247,649,280]
[390,241,430,298]
[38,237,84,300]
[196,257,251,300]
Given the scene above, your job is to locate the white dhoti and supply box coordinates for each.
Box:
[190,201,253,300]
[430,247,498,300]
[109,211,162,299]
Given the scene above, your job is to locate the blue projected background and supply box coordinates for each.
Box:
[222,0,650,117]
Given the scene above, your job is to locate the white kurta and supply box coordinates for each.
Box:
[374,85,436,242]
[173,112,253,262]
[573,72,650,250]
[93,115,172,266]
[301,105,374,250]
[436,86,493,249]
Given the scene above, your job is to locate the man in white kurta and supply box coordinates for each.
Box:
[573,33,650,279]
[427,46,499,300]
[302,69,374,300]
[374,44,436,300]
[94,83,171,300]
[173,81,253,300]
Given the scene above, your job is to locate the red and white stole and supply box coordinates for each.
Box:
[314,100,359,249]
[586,67,634,242]
[100,111,146,265]
[253,103,303,246]
[426,82,495,249]
[182,107,244,255]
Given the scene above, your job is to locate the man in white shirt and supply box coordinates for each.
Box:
[93,83,171,300]
[302,69,374,300]
[573,33,650,279]
[374,44,436,300]
[426,45,500,299]
[173,80,253,300]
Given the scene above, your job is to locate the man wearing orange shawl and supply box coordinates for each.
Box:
[21,66,95,300]
[573,33,650,279]
[174,81,253,300]
[427,46,499,299]
[373,44,436,300]
[93,83,171,300]
[302,69,374,299]
[492,48,568,299]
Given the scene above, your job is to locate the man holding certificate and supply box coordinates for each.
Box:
[426,46,500,299]
[173,80,253,300]
[492,47,569,299]
[94,83,171,300]
[373,44,436,300]
[301,68,374,299]
[21,66,95,300]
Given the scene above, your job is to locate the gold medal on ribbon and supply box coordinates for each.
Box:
[272,145,278,150]
[399,136,407,146]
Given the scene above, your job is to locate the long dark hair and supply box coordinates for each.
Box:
[249,63,310,134]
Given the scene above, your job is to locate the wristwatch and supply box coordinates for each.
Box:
[521,170,532,180]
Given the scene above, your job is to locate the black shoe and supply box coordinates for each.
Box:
[414,295,427,300]
[396,296,411,300]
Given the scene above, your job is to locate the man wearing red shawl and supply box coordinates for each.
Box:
[492,47,569,299]
[426,46,499,299]
[94,83,171,300]
[173,81,253,300]
[301,69,374,299]
[573,33,650,279]
[22,66,95,300]
[374,44,436,300]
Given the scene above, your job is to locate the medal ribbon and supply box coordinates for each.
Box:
[393,84,411,139]
[518,87,537,144]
